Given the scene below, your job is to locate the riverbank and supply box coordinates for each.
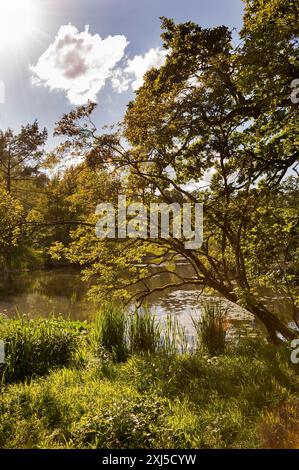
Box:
[0,313,298,449]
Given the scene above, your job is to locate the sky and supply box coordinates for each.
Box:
[0,0,244,149]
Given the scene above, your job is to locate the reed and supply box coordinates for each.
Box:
[129,307,161,355]
[93,303,128,362]
[192,301,229,356]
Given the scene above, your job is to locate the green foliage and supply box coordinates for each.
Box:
[0,326,298,449]
[0,122,47,194]
[259,399,299,449]
[162,314,189,355]
[93,303,128,362]
[129,307,161,355]
[192,301,229,356]
[93,303,189,360]
[0,188,24,269]
[0,316,83,384]
[50,0,299,342]
[71,394,168,448]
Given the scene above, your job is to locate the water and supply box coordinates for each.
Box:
[0,269,95,321]
[0,268,296,339]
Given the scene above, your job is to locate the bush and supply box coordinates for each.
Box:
[0,316,82,384]
[193,301,229,356]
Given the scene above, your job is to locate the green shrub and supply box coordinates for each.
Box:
[0,316,82,384]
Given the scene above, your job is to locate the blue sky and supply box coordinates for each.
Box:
[0,0,244,149]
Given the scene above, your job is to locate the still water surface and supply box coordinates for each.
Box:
[0,268,296,339]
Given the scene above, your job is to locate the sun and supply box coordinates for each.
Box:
[0,0,38,47]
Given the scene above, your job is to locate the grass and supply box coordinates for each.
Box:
[129,307,161,355]
[0,315,87,384]
[161,314,189,355]
[0,310,298,449]
[93,303,128,362]
[259,399,299,448]
[93,304,187,359]
[193,301,229,356]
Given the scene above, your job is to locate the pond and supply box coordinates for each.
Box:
[0,267,296,340]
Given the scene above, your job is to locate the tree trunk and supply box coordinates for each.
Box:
[245,301,296,343]
[206,279,297,343]
[224,288,297,343]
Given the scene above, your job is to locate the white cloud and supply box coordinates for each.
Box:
[112,47,168,93]
[30,24,128,105]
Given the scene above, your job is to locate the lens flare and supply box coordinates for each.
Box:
[0,0,38,48]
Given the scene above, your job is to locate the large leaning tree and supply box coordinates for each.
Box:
[53,0,299,342]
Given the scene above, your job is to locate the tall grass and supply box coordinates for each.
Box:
[0,315,82,384]
[192,301,229,356]
[162,314,189,355]
[93,303,128,362]
[259,399,299,448]
[129,307,161,355]
[0,310,299,449]
[93,303,189,360]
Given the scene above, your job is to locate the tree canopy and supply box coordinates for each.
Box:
[1,0,298,343]
[50,0,299,342]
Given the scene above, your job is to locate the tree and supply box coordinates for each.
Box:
[54,0,298,342]
[0,121,47,194]
[0,188,23,269]
[44,163,122,259]
[0,121,48,269]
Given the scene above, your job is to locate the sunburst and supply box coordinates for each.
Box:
[0,0,39,48]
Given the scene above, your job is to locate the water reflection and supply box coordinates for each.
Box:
[0,269,97,321]
[0,268,296,339]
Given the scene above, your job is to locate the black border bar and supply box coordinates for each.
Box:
[0,449,299,468]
